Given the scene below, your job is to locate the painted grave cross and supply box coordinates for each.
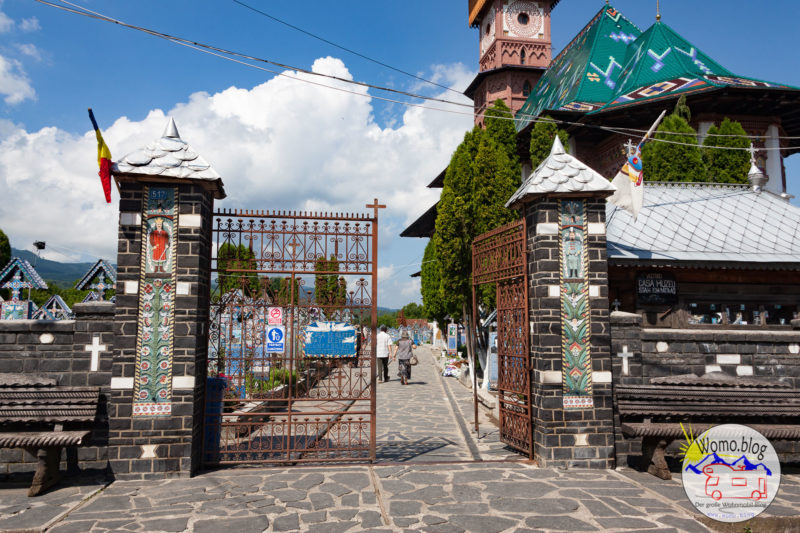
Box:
[75,259,117,301]
[5,272,27,302]
[0,257,48,319]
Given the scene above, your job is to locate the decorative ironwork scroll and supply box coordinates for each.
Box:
[133,186,177,417]
[472,218,532,458]
[204,206,380,465]
[559,199,594,409]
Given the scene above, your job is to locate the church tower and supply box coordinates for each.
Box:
[465,0,560,126]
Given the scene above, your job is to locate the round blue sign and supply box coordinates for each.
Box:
[268,328,284,342]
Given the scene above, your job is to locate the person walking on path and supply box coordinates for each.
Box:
[376,325,392,382]
[395,329,415,385]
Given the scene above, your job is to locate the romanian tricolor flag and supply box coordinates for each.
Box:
[88,108,112,203]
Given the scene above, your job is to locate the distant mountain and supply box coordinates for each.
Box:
[685,452,772,475]
[10,248,111,287]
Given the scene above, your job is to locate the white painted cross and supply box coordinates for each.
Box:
[85,335,107,372]
[617,345,633,376]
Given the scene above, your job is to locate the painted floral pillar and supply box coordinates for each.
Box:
[507,137,616,468]
[524,195,616,468]
[106,119,224,478]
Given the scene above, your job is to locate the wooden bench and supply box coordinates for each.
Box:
[0,373,101,496]
[615,373,800,480]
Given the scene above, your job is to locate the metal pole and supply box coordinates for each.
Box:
[471,288,480,434]
[369,212,378,462]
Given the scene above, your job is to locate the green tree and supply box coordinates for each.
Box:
[641,113,707,183]
[420,238,446,328]
[314,255,346,309]
[30,279,95,309]
[484,99,520,177]
[433,127,482,320]
[673,94,691,122]
[529,115,569,169]
[472,133,519,308]
[0,228,10,268]
[401,302,425,319]
[217,243,259,296]
[376,311,397,329]
[702,117,750,184]
[275,277,299,305]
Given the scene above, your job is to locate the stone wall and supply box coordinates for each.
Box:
[0,302,114,479]
[610,312,800,465]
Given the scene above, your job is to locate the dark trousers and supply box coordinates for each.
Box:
[377,357,389,381]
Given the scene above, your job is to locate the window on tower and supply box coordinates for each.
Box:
[523,81,531,97]
[517,13,529,25]
[520,48,526,65]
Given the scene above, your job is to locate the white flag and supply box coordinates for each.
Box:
[607,110,667,221]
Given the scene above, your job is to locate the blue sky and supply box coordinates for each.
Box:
[0,0,798,308]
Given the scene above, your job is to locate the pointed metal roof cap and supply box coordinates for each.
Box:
[551,134,566,155]
[506,136,616,207]
[162,117,181,139]
[113,117,226,199]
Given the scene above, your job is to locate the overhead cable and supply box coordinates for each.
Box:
[32,0,800,152]
[230,0,464,97]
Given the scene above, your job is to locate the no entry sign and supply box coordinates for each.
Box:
[268,307,283,325]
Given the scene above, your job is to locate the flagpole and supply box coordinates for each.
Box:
[88,108,99,131]
[640,110,667,146]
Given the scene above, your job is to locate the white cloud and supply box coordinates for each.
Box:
[0,58,474,306]
[19,17,40,32]
[15,43,41,61]
[0,54,35,104]
[0,11,12,33]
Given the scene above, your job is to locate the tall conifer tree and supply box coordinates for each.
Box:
[0,229,9,269]
[529,115,569,169]
[702,118,750,184]
[641,113,707,183]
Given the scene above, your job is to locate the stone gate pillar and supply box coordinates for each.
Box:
[108,118,225,478]
[507,137,615,468]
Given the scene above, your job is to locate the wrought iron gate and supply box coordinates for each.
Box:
[203,202,381,465]
[472,219,532,459]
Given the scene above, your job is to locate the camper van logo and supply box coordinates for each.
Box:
[681,424,781,523]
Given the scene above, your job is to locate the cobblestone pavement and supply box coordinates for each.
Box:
[1,347,798,532]
[375,346,518,463]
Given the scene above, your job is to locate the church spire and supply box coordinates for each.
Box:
[656,0,661,22]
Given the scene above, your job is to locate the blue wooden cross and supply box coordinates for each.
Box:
[3,271,30,302]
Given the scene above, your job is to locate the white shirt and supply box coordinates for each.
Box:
[376,331,392,358]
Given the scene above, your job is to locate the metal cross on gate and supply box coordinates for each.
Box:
[366,198,386,218]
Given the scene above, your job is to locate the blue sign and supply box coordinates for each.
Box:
[304,321,357,358]
[266,326,285,353]
[487,332,498,388]
[447,324,458,354]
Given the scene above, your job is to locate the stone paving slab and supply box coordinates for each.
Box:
[6,463,796,532]
[0,477,107,532]
[2,346,798,532]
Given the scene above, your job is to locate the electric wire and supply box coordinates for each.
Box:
[38,0,473,109]
[33,0,800,152]
[230,0,463,96]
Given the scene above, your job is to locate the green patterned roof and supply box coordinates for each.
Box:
[515,4,642,130]
[592,21,791,113]
[516,5,797,129]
